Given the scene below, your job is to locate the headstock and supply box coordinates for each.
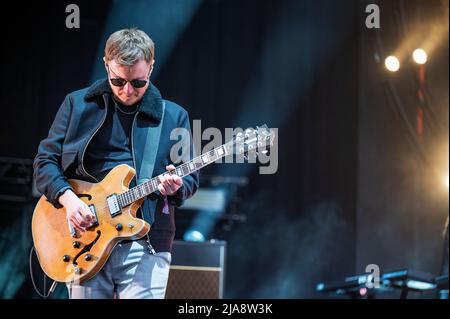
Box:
[227,124,275,159]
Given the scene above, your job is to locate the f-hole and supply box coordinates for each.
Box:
[77,194,92,201]
[73,230,101,265]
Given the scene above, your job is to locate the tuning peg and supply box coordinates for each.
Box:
[258,141,263,148]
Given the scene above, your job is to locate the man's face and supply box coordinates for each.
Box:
[105,59,154,106]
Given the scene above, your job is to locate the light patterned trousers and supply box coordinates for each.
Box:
[67,239,171,299]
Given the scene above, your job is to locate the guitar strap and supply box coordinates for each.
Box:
[137,101,165,225]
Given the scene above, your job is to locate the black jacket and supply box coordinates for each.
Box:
[33,78,199,252]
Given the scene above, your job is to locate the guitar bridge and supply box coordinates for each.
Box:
[106,194,121,217]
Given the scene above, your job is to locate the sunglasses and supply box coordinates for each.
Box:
[106,64,152,88]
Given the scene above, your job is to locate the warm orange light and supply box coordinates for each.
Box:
[385,56,400,72]
[413,48,427,64]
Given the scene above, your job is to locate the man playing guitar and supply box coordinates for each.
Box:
[33,28,199,299]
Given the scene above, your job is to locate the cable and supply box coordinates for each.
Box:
[29,246,58,298]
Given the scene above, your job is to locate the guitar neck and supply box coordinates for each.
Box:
[117,143,231,207]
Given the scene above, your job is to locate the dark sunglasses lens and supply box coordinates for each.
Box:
[110,78,127,87]
[130,80,147,88]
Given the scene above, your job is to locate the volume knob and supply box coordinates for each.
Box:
[84,254,92,261]
[62,255,70,262]
[72,241,81,248]
[116,223,123,231]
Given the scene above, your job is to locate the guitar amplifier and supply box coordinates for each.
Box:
[165,239,226,299]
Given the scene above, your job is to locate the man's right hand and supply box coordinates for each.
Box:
[59,189,95,232]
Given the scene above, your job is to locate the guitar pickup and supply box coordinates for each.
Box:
[106,194,121,217]
[87,204,99,228]
[68,221,77,238]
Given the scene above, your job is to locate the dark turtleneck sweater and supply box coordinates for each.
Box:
[84,96,139,184]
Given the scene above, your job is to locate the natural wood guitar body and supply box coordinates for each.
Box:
[32,164,150,284]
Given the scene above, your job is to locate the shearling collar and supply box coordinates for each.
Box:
[84,78,163,122]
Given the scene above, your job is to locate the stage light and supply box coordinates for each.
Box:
[406,280,436,290]
[183,229,205,242]
[359,287,368,296]
[413,48,427,64]
[385,56,400,72]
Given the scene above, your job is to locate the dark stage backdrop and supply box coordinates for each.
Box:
[0,0,447,299]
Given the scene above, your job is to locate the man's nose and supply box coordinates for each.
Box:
[123,82,134,95]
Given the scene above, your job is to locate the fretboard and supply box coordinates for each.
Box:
[117,143,230,207]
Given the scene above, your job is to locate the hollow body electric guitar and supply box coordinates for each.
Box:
[32,125,274,284]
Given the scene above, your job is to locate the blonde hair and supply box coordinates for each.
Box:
[104,28,154,66]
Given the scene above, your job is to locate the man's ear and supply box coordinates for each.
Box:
[150,59,155,73]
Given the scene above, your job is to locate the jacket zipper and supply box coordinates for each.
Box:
[80,95,109,182]
[131,111,156,255]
